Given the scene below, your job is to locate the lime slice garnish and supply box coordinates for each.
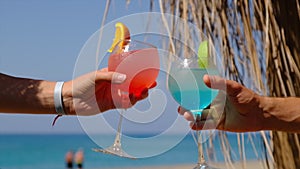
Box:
[198,40,208,68]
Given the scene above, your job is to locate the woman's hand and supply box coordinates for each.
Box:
[63,68,155,116]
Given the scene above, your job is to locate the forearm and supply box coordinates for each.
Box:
[259,96,300,132]
[0,73,57,114]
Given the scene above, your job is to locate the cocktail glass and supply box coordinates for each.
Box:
[167,50,219,168]
[93,39,160,159]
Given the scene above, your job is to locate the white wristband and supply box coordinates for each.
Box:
[54,82,66,115]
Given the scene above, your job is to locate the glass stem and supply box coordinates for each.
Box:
[197,129,206,165]
[113,109,124,147]
[193,113,206,166]
[113,91,129,147]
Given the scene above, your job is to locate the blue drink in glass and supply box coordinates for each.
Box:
[168,64,218,115]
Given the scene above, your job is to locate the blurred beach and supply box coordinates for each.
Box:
[115,161,265,169]
[0,133,268,169]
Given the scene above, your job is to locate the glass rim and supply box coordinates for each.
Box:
[116,39,157,49]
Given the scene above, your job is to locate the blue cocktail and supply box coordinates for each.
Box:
[168,55,219,169]
[168,67,218,115]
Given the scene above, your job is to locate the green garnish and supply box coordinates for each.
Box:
[197,40,208,68]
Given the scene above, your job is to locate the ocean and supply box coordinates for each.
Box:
[0,133,267,169]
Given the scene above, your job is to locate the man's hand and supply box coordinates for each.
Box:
[178,75,265,132]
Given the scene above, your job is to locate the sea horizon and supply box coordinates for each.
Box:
[0,132,267,169]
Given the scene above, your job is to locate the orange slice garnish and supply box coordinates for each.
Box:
[108,22,130,53]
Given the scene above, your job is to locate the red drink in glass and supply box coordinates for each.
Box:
[108,48,160,97]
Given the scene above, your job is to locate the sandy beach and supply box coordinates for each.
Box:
[109,160,268,169]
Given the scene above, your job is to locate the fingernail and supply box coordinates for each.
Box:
[113,73,126,83]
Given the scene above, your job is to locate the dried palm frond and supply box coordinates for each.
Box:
[159,0,300,169]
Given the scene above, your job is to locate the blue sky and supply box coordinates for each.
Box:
[0,0,192,134]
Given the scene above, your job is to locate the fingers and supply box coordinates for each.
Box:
[178,106,217,130]
[95,68,157,109]
[149,81,157,89]
[96,69,157,88]
[129,88,149,105]
[203,74,243,96]
[129,82,157,105]
[203,74,226,90]
[190,119,217,130]
[95,71,127,84]
[112,73,127,83]
[178,106,186,115]
[178,107,194,121]
[100,67,108,72]
[183,111,194,121]
[139,88,149,100]
[178,106,211,120]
